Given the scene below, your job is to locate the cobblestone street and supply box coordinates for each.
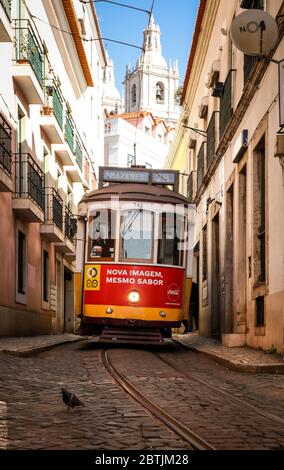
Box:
[0,341,188,450]
[0,341,283,450]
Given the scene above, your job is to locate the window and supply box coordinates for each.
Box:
[43,250,49,302]
[156,82,164,102]
[67,187,72,209]
[256,296,265,327]
[187,172,194,204]
[202,225,208,282]
[145,126,150,135]
[120,210,153,261]
[244,54,258,86]
[240,0,264,9]
[219,70,234,138]
[158,213,185,266]
[131,84,137,105]
[197,143,205,191]
[18,231,26,295]
[0,115,12,174]
[206,112,217,168]
[253,137,266,285]
[127,154,135,167]
[88,210,116,261]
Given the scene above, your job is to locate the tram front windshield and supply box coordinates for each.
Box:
[87,208,186,266]
[121,210,153,261]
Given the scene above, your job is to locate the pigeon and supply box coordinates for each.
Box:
[61,388,85,409]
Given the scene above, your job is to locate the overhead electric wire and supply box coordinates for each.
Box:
[82,0,151,15]
[28,12,143,50]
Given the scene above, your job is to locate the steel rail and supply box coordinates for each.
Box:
[102,349,215,451]
[157,351,284,427]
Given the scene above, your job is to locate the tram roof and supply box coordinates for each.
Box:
[79,183,188,206]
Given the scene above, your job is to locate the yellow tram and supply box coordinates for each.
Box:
[75,167,195,344]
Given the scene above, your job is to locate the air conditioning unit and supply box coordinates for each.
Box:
[212,82,223,98]
[232,129,248,163]
[198,96,209,119]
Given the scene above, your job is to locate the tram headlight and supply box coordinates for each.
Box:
[159,311,166,318]
[128,291,140,304]
[106,308,113,314]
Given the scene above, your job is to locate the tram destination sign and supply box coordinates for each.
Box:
[102,168,150,184]
[99,167,179,191]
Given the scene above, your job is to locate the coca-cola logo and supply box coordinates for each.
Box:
[167,284,180,302]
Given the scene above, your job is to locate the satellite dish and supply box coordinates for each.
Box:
[230,9,279,56]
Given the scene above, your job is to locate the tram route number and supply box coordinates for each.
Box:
[94,453,189,467]
[84,265,101,291]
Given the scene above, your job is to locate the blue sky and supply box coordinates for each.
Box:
[95,0,199,95]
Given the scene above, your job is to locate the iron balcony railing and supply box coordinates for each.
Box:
[75,139,83,171]
[219,70,234,139]
[65,114,75,153]
[44,187,63,231]
[1,0,11,21]
[14,19,44,87]
[43,79,64,130]
[206,112,217,168]
[14,153,45,210]
[65,206,77,241]
[197,143,205,192]
[0,115,12,175]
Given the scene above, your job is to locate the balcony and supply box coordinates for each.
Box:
[55,206,77,258]
[65,139,84,183]
[40,80,64,144]
[0,0,12,42]
[75,139,83,171]
[13,19,44,104]
[0,115,13,192]
[13,153,45,223]
[40,187,64,243]
[53,113,75,166]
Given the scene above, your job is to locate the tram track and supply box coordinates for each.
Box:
[157,348,284,427]
[102,349,215,450]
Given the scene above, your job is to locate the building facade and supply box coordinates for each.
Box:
[166,0,284,353]
[104,111,174,169]
[123,15,180,128]
[0,0,106,336]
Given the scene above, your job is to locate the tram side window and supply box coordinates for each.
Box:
[88,210,116,261]
[120,210,153,261]
[158,213,185,266]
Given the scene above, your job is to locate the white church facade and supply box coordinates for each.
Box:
[102,14,180,169]
[123,15,180,128]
